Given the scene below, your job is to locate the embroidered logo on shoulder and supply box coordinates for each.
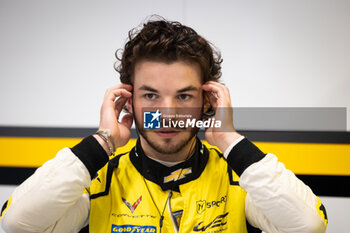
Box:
[122,196,142,214]
[164,168,192,183]
[112,224,156,233]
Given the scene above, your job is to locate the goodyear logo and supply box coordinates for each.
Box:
[112,224,156,233]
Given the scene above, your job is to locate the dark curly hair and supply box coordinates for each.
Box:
[115,18,222,84]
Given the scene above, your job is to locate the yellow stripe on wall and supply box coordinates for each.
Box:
[0,137,349,175]
[254,141,350,176]
[0,137,82,167]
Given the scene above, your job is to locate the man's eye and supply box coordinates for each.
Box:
[178,94,191,101]
[145,94,156,100]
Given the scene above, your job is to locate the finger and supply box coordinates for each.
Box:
[202,81,227,92]
[204,81,225,86]
[207,81,231,98]
[202,83,225,99]
[205,91,218,108]
[108,84,133,92]
[121,114,133,129]
[203,87,224,106]
[114,97,128,118]
[105,89,132,103]
[202,82,232,106]
[104,84,132,98]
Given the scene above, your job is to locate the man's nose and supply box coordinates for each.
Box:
[159,97,177,115]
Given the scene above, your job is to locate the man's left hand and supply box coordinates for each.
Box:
[202,81,242,152]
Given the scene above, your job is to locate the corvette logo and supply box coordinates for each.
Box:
[164,168,192,183]
[122,196,142,214]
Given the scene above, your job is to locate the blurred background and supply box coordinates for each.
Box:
[0,0,349,232]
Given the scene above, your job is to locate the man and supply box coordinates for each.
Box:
[1,18,327,233]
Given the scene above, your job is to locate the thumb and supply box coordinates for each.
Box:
[121,114,133,129]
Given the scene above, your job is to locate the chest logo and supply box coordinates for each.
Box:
[193,212,229,232]
[196,196,227,214]
[164,168,192,183]
[122,196,142,214]
[196,200,206,214]
[112,224,156,233]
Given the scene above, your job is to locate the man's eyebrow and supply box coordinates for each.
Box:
[139,85,159,93]
[139,85,198,93]
[177,86,198,93]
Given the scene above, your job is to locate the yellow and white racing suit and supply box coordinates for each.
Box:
[0,136,328,233]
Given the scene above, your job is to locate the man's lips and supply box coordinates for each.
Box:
[155,129,180,138]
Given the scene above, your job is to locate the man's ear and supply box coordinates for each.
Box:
[202,92,215,118]
[123,98,133,114]
[203,94,211,113]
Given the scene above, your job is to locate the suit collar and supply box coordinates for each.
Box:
[129,137,209,191]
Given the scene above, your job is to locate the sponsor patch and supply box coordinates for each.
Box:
[193,212,229,232]
[111,224,156,233]
[164,168,192,183]
[112,213,156,219]
[122,196,142,214]
[196,200,206,214]
[196,196,227,214]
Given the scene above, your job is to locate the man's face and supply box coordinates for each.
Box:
[132,60,203,155]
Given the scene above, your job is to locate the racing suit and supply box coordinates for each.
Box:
[0,135,328,233]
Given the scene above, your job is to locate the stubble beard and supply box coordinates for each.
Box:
[134,117,199,154]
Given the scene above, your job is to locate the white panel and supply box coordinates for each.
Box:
[320,196,350,232]
[0,0,184,127]
[1,0,349,129]
[185,0,350,129]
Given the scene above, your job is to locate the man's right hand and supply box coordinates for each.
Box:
[95,84,133,154]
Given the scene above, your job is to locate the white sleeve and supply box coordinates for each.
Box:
[1,148,90,233]
[242,154,327,233]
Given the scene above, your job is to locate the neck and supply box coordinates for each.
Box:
[139,136,197,162]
